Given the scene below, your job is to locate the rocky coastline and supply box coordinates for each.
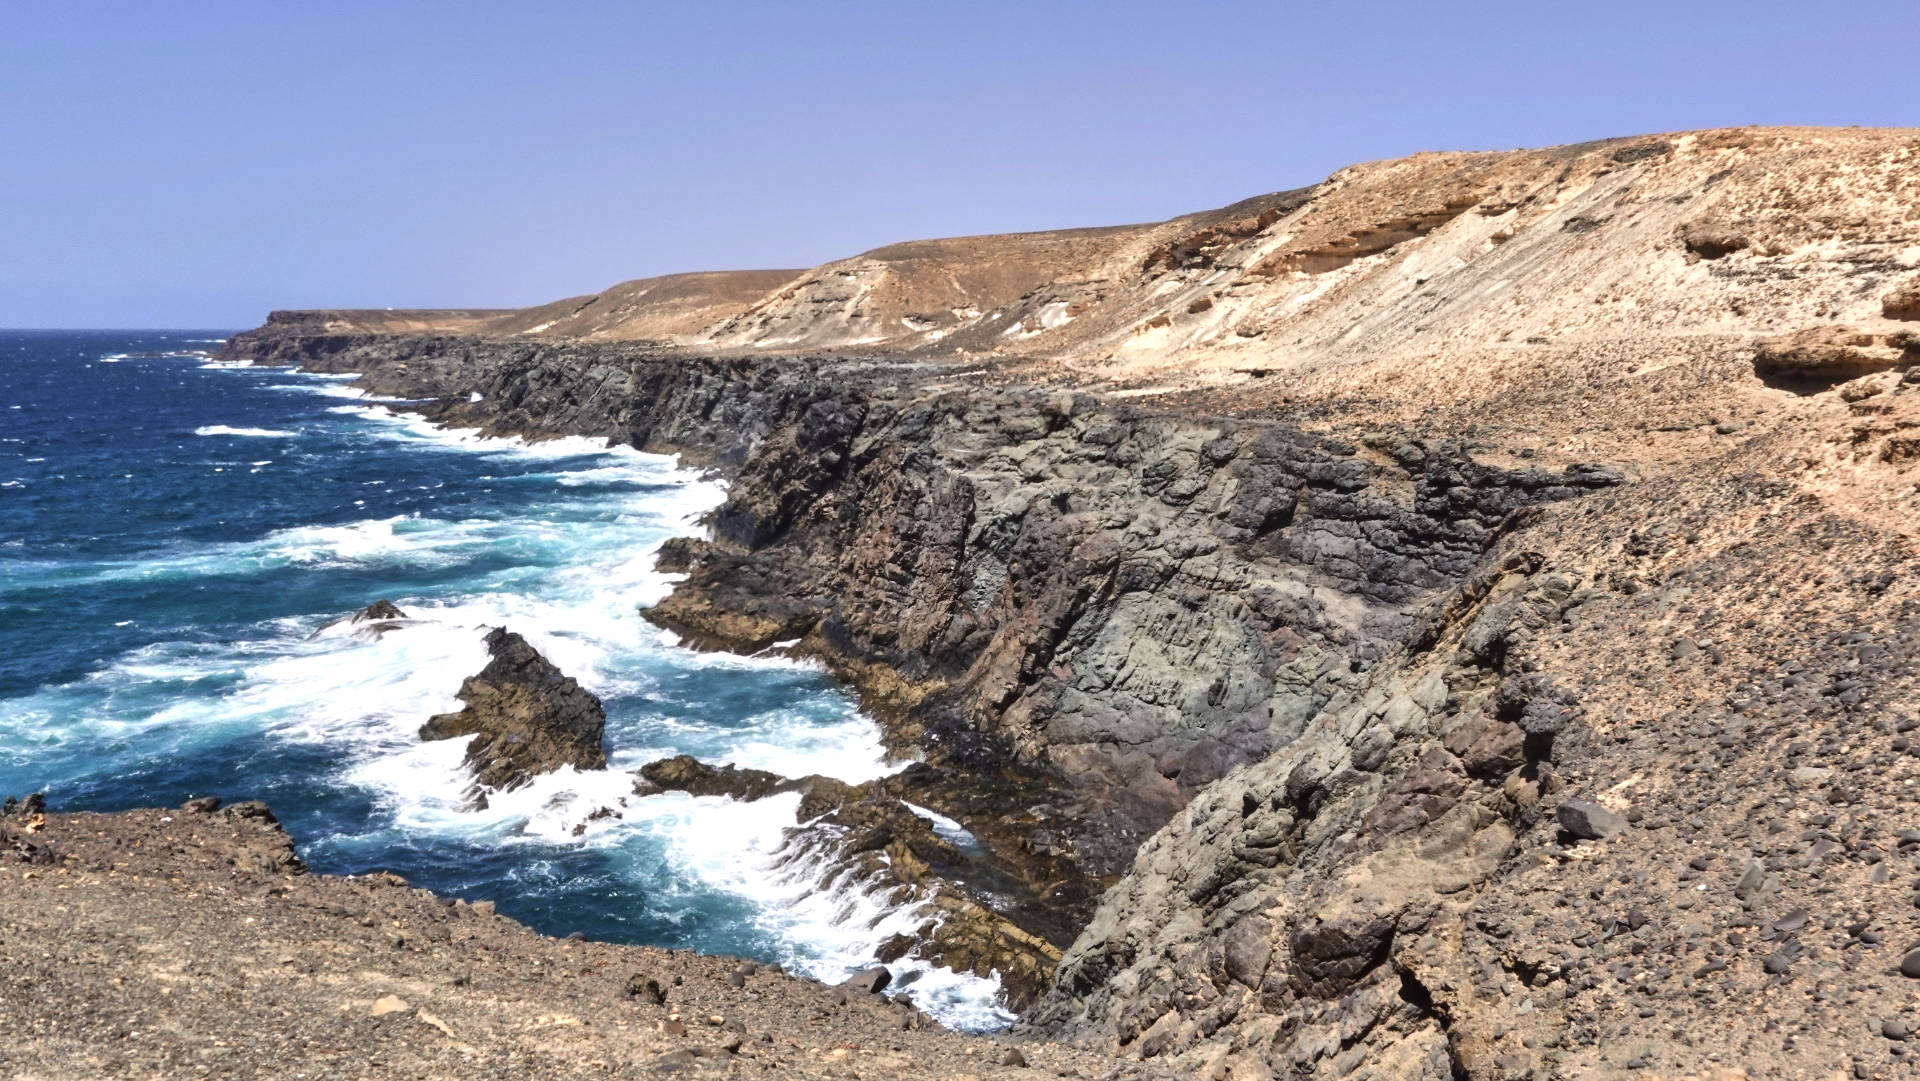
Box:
[0,798,1121,1080]
[29,127,1920,1078]
[210,296,1920,1079]
[216,322,1624,970]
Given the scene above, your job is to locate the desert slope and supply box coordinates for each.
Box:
[678,127,1920,411]
[265,128,1919,411]
[476,269,802,340]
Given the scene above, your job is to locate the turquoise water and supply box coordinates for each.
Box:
[0,330,1008,1028]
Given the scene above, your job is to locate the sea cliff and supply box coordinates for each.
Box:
[37,125,1920,1079]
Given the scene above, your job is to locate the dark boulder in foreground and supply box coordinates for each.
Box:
[1556,798,1628,841]
[840,967,891,995]
[421,627,607,796]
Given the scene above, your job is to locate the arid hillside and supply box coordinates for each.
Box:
[475,269,802,340]
[294,128,1918,419]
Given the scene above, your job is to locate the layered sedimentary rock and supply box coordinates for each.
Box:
[420,627,607,797]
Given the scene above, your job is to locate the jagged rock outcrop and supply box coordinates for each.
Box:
[1024,445,1920,1079]
[420,627,607,798]
[635,754,852,811]
[1884,274,1920,321]
[636,754,1063,1009]
[1752,326,1918,388]
[312,598,412,641]
[640,373,1623,893]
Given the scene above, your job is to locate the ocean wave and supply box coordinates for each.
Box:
[271,382,380,399]
[5,357,1014,1029]
[194,424,296,438]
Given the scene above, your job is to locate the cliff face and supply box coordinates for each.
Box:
[214,126,1920,1079]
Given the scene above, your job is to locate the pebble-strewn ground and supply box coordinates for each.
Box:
[0,800,1145,1081]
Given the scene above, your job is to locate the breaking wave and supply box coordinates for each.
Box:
[0,345,1012,1030]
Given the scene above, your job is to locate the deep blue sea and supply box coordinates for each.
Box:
[0,329,1006,1028]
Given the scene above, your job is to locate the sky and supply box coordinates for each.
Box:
[2,1,1916,328]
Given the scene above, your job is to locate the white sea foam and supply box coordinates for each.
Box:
[903,800,982,850]
[271,382,381,400]
[5,363,1018,1029]
[195,424,295,438]
[198,359,254,370]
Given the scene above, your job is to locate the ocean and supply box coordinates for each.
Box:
[0,329,1009,1029]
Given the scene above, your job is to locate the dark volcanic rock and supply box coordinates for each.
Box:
[313,598,413,641]
[636,753,1063,1010]
[356,599,406,622]
[1556,798,1628,840]
[421,627,607,795]
[840,967,892,995]
[635,754,850,807]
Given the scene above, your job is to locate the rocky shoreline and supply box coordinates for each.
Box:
[0,798,1127,1080]
[210,307,1920,1079]
[217,324,1625,992]
[15,127,1920,1079]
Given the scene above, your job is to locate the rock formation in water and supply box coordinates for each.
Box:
[202,125,1920,1079]
[420,627,608,798]
[312,598,413,641]
[636,754,1063,1009]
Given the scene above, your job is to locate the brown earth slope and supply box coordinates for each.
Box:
[475,269,802,341]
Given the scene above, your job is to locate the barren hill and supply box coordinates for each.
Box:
[285,128,1918,419]
[475,269,802,340]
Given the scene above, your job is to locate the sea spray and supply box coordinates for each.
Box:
[0,331,1012,1029]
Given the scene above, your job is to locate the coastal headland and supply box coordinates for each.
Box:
[16,127,1920,1080]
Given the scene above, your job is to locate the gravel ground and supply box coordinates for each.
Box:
[0,800,1142,1081]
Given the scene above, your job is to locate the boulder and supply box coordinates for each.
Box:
[840,967,892,995]
[420,627,606,794]
[313,598,412,641]
[1885,275,1920,321]
[1556,799,1627,841]
[1677,220,1750,260]
[1753,326,1916,386]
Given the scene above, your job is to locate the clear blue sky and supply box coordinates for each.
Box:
[3,1,1915,328]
